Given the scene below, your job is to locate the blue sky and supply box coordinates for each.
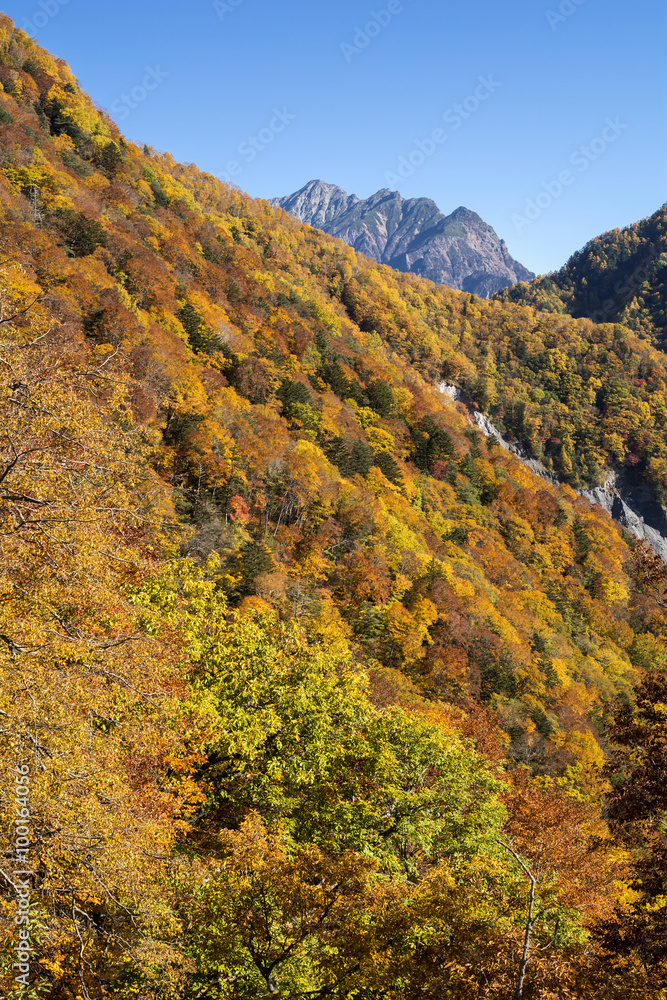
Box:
[7,0,665,274]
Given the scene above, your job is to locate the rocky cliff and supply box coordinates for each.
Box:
[439,383,667,560]
[271,180,534,297]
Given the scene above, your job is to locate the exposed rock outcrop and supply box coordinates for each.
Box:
[439,383,667,559]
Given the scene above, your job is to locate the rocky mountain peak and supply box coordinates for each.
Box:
[271,181,534,297]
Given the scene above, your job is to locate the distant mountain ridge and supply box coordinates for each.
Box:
[496,203,667,346]
[270,179,534,297]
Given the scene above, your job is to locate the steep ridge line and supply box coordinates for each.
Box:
[271,179,534,297]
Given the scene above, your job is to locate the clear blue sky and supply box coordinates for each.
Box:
[6,0,665,274]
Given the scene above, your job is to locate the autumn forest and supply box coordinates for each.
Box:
[0,15,666,1000]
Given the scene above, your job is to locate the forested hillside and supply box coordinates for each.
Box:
[0,15,666,999]
[498,205,667,347]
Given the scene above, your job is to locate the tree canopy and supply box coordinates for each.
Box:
[0,15,665,998]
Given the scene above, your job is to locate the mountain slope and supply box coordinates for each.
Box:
[0,16,666,998]
[497,204,667,346]
[271,179,535,296]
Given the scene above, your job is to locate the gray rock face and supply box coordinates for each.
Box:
[579,477,667,562]
[270,180,534,298]
[439,383,667,560]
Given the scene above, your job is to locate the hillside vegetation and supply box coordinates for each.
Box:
[0,16,666,999]
[498,205,667,346]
